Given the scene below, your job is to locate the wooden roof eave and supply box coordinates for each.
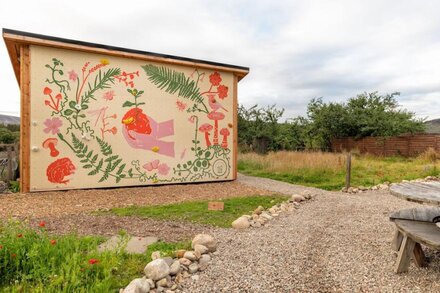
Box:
[2,29,249,85]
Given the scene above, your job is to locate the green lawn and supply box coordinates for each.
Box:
[107,195,289,228]
[238,152,439,191]
[0,221,190,292]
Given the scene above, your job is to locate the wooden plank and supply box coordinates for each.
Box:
[412,242,426,267]
[19,45,31,193]
[4,33,249,83]
[390,182,440,205]
[395,235,416,273]
[232,74,238,180]
[394,219,440,249]
[391,229,403,251]
[389,207,440,222]
[4,40,20,83]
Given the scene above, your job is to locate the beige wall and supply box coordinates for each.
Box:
[29,45,235,191]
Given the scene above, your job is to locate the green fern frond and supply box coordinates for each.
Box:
[142,64,203,103]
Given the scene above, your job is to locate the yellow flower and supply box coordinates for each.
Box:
[151,146,160,152]
[100,58,110,65]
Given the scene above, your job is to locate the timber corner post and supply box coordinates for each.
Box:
[20,45,31,193]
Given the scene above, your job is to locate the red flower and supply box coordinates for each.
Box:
[176,100,187,111]
[39,221,46,228]
[109,127,117,135]
[50,239,57,245]
[43,87,52,95]
[11,253,16,258]
[17,234,23,238]
[88,258,99,265]
[209,72,222,86]
[217,85,228,99]
[0,245,3,250]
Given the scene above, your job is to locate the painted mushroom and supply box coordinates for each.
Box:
[207,111,225,145]
[199,123,213,147]
[42,138,59,157]
[220,128,230,149]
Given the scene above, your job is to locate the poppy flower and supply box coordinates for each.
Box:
[209,72,222,86]
[50,239,57,245]
[39,221,46,228]
[17,234,23,238]
[43,87,52,95]
[88,258,99,265]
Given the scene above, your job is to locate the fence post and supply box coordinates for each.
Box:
[345,152,352,190]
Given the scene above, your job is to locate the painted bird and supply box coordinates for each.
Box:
[208,94,228,112]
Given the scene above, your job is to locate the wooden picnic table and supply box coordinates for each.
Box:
[389,180,440,273]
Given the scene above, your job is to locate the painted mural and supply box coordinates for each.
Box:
[29,46,234,191]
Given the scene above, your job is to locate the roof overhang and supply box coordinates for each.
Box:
[3,28,250,84]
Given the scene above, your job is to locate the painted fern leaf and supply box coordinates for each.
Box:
[142,64,203,103]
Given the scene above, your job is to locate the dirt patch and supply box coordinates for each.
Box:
[0,180,273,219]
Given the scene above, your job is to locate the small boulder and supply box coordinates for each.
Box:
[175,249,186,258]
[188,263,199,274]
[260,212,273,220]
[254,206,264,215]
[151,251,161,260]
[123,277,150,293]
[169,260,181,275]
[292,195,305,202]
[162,257,174,267]
[232,216,250,229]
[183,251,198,261]
[194,244,208,255]
[144,259,170,281]
[178,257,192,266]
[156,277,170,288]
[192,234,217,252]
[199,254,211,271]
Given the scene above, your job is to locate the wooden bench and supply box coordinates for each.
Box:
[390,207,440,273]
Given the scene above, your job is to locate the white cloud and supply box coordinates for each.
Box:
[1,0,439,121]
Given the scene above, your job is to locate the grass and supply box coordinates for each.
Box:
[0,220,190,292]
[238,150,440,191]
[107,195,289,228]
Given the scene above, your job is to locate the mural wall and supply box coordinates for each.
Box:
[29,46,235,191]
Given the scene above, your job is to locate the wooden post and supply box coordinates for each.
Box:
[20,45,31,193]
[345,152,352,190]
[232,74,238,180]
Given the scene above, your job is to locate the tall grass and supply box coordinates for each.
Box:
[238,150,439,190]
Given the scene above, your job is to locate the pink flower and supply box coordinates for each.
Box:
[43,118,62,135]
[209,72,222,86]
[157,163,170,176]
[176,100,187,111]
[102,90,115,101]
[68,70,78,81]
[188,116,196,124]
[143,159,159,172]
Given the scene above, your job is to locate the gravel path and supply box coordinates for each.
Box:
[183,175,440,292]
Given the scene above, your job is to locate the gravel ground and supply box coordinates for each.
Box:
[0,180,271,219]
[183,175,440,292]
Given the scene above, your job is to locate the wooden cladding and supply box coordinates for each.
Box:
[331,134,440,157]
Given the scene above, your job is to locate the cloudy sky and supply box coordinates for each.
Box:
[1,0,439,120]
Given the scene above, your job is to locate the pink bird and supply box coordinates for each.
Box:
[208,94,228,112]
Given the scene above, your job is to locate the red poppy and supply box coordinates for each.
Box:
[43,87,52,95]
[209,72,222,86]
[0,245,3,250]
[11,253,16,258]
[39,221,46,228]
[17,234,23,238]
[217,85,228,99]
[50,239,57,245]
[88,258,99,265]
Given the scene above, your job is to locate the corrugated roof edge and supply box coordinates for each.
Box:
[2,28,250,72]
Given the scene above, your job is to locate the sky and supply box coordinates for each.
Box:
[1,0,439,121]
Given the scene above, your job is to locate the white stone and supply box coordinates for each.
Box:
[192,234,217,252]
[232,216,250,229]
[194,244,209,255]
[169,260,181,275]
[123,277,150,293]
[178,257,192,266]
[292,195,305,202]
[183,251,197,261]
[261,212,273,220]
[188,262,199,274]
[144,259,170,281]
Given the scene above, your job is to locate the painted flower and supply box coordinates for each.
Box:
[39,221,46,228]
[88,258,99,265]
[109,127,118,135]
[68,70,78,81]
[43,87,52,95]
[143,159,160,171]
[157,163,170,176]
[102,90,115,101]
[209,72,222,86]
[217,85,228,99]
[43,118,62,134]
[75,104,82,110]
[188,116,196,124]
[50,239,57,245]
[176,100,187,111]
[100,58,110,65]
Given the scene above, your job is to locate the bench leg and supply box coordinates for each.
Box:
[395,235,415,273]
[412,242,426,267]
[391,230,403,251]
